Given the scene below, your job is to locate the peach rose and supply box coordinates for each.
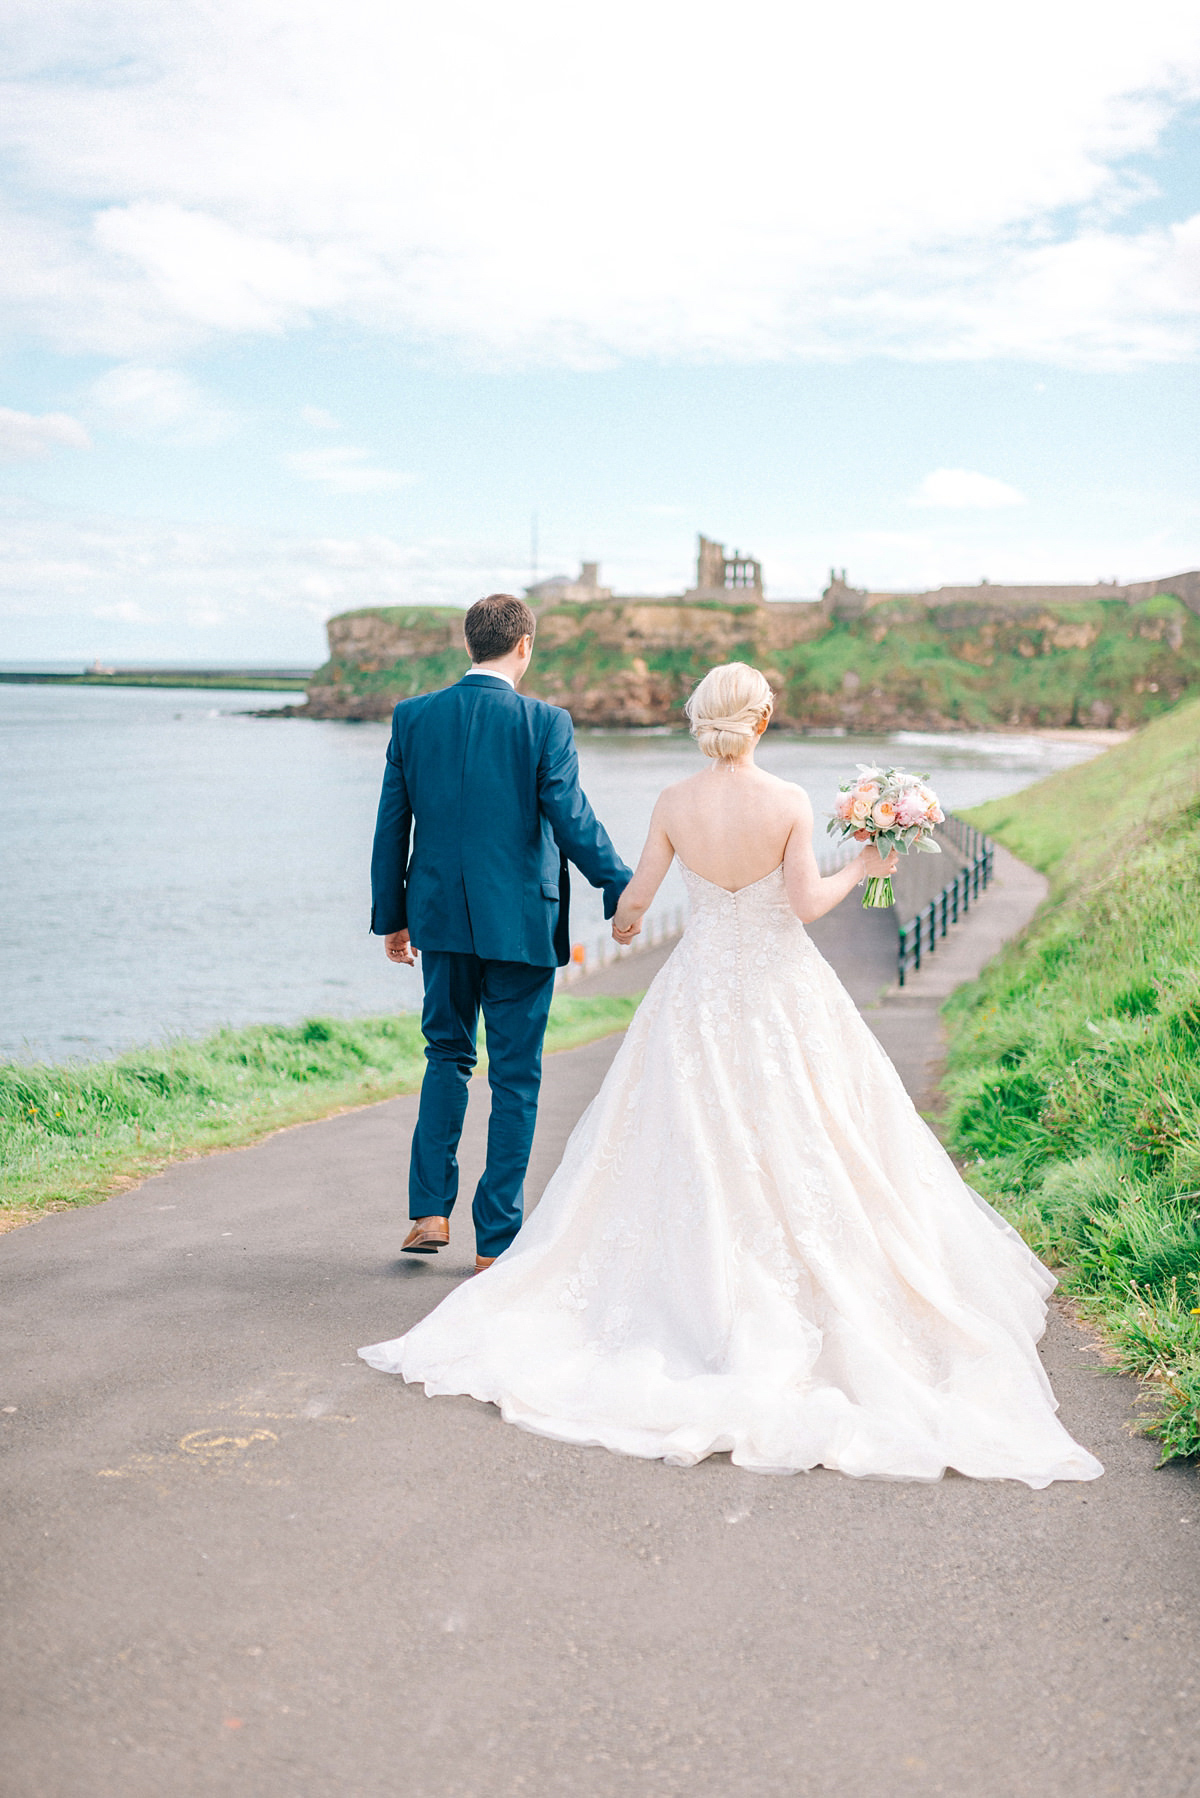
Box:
[834,790,856,821]
[850,796,872,823]
[872,800,897,828]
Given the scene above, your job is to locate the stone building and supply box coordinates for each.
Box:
[687,535,764,602]
[524,563,613,604]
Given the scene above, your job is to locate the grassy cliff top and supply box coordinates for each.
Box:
[329,604,466,626]
[326,596,772,629]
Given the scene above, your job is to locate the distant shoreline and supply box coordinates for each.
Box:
[0,670,311,691]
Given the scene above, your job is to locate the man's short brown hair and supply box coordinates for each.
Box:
[464,593,537,664]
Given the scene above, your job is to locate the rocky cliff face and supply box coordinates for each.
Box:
[294,589,1200,732]
[302,607,466,721]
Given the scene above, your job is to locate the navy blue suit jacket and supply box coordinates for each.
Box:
[370,674,631,969]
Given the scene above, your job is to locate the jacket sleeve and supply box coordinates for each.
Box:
[536,708,631,919]
[369,714,412,934]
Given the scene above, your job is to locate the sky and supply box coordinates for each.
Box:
[1,0,1199,665]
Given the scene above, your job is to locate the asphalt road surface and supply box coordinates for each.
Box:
[3,864,1198,1798]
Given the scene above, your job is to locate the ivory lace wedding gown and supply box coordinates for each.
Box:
[360,860,1102,1487]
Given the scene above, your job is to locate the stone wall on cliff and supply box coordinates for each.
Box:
[826,568,1200,620]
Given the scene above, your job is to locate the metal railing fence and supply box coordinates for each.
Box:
[895,818,995,987]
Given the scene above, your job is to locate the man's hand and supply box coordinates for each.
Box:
[612,918,641,946]
[384,929,417,966]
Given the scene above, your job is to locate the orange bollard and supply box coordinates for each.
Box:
[571,942,586,967]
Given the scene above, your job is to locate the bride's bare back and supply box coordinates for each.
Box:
[613,747,897,938]
[659,764,801,892]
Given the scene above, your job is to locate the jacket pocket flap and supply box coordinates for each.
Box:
[541,880,561,899]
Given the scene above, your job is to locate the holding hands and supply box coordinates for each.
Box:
[612,880,644,946]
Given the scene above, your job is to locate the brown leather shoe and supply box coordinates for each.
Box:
[402,1217,449,1254]
[474,1255,496,1274]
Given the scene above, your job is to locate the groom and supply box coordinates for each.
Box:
[370,592,633,1272]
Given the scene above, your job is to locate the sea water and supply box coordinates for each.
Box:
[0,684,1102,1062]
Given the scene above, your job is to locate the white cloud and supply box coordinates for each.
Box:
[0,406,90,460]
[89,364,233,443]
[0,496,505,659]
[0,1,1197,367]
[912,469,1027,510]
[92,201,344,334]
[285,445,416,493]
[300,405,340,431]
[92,598,157,623]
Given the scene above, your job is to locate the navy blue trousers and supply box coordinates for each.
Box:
[409,951,557,1259]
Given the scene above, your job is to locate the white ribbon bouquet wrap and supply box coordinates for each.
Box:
[827,765,945,908]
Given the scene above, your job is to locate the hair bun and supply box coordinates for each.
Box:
[684,662,774,762]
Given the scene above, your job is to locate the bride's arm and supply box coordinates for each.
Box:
[783,789,897,923]
[612,797,675,941]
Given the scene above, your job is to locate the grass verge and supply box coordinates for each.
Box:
[0,992,638,1229]
[942,696,1200,1461]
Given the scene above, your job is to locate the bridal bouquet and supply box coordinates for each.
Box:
[828,766,945,908]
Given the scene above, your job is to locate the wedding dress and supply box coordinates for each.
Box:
[360,860,1102,1487]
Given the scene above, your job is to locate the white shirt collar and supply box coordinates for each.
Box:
[464,666,515,688]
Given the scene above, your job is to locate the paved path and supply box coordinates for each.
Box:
[3,873,1199,1798]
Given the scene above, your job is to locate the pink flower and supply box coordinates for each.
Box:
[856,781,880,805]
[895,792,928,828]
[834,790,856,821]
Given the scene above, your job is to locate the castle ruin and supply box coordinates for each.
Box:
[524,533,1200,622]
[526,535,766,608]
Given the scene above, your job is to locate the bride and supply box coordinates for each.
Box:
[360,663,1102,1487]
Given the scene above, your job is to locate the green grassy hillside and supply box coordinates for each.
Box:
[943,698,1200,1459]
[0,994,637,1227]
[772,594,1195,730]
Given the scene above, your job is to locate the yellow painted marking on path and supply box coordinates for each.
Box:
[178,1427,278,1462]
[93,1373,354,1487]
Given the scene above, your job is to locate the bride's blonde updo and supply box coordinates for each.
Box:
[684,662,774,764]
